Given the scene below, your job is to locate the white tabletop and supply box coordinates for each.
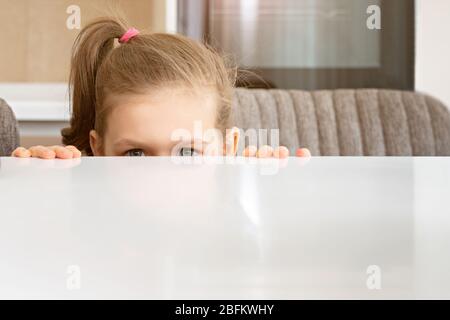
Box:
[0,156,449,299]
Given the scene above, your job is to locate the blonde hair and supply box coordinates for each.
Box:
[62,18,236,155]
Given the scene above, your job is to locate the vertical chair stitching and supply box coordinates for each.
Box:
[272,90,282,131]
[289,90,302,150]
[251,90,264,148]
[424,95,438,156]
[311,92,322,156]
[400,91,413,156]
[378,90,388,156]
[331,91,341,156]
[268,90,280,147]
[353,90,365,156]
[286,91,300,149]
[252,90,263,130]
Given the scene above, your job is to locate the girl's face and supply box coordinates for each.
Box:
[90,87,221,157]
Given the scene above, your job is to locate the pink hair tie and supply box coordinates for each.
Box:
[119,28,140,44]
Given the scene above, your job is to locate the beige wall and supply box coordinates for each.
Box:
[0,0,166,82]
[0,0,168,148]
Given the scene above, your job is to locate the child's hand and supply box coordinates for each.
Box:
[242,146,311,159]
[11,146,82,159]
[225,128,311,159]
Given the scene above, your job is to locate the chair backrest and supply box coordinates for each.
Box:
[0,98,19,156]
[231,88,450,156]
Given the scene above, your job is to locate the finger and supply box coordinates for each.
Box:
[273,146,290,159]
[65,145,82,158]
[29,146,56,159]
[257,145,273,158]
[225,127,240,156]
[242,145,257,157]
[48,146,74,159]
[11,147,31,158]
[295,148,311,158]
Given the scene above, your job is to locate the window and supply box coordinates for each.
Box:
[178,0,415,90]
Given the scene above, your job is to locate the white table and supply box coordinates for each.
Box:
[0,157,449,299]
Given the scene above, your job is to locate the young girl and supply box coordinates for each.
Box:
[12,18,310,159]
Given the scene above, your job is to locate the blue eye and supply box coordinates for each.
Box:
[178,147,200,157]
[126,149,145,157]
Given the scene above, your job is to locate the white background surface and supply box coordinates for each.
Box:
[0,157,449,299]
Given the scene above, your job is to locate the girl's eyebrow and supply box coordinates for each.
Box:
[112,139,153,150]
[113,138,209,151]
[114,137,205,145]
[169,138,209,148]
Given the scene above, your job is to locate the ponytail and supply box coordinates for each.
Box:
[62,17,235,155]
[61,18,126,155]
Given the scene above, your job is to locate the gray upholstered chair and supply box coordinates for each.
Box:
[1,89,449,157]
[231,89,450,156]
[0,98,19,156]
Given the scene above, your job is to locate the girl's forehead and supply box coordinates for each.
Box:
[104,88,218,140]
[108,88,218,118]
[105,86,219,108]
